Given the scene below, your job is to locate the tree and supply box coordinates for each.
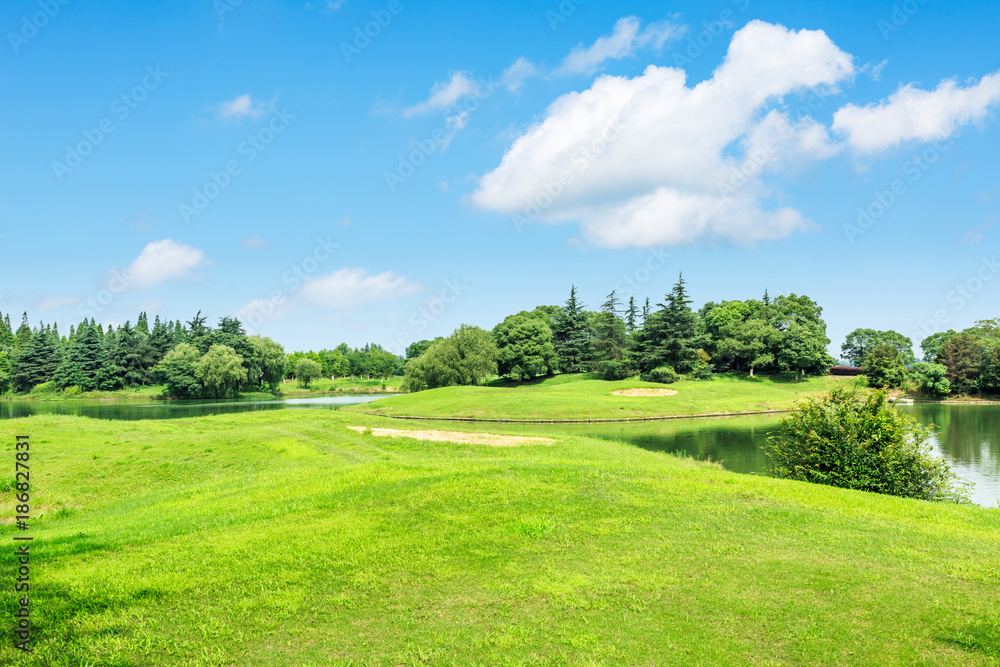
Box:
[186,311,211,353]
[551,286,594,373]
[451,325,498,386]
[0,351,11,394]
[10,326,61,392]
[247,336,286,392]
[295,358,322,388]
[403,339,462,392]
[493,312,558,381]
[778,321,833,377]
[646,273,708,374]
[154,343,203,398]
[194,345,248,398]
[841,329,914,367]
[863,343,906,389]
[113,322,157,387]
[919,330,957,362]
[716,317,775,377]
[406,340,435,360]
[53,322,104,391]
[625,297,638,332]
[766,387,970,503]
[907,362,951,397]
[939,333,984,394]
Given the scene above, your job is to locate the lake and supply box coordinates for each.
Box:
[0,396,996,507]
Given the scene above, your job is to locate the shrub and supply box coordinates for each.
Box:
[765,386,971,503]
[642,365,679,384]
[830,366,864,376]
[62,385,82,397]
[31,381,57,394]
[907,362,951,398]
[598,360,629,381]
[863,343,906,389]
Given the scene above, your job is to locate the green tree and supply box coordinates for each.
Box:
[403,339,462,392]
[295,358,322,388]
[0,351,11,394]
[551,286,595,373]
[194,345,248,398]
[406,340,435,360]
[716,317,776,377]
[778,321,833,377]
[766,387,970,503]
[53,322,104,391]
[10,325,61,392]
[863,343,907,389]
[153,343,203,398]
[841,328,914,366]
[493,312,559,381]
[939,333,984,394]
[907,362,951,397]
[451,325,498,386]
[646,273,708,374]
[919,330,958,362]
[247,336,286,392]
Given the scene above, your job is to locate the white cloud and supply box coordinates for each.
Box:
[833,71,1000,152]
[557,16,685,75]
[403,73,480,117]
[37,296,80,310]
[120,239,210,290]
[299,268,421,308]
[501,57,537,92]
[472,21,854,248]
[216,93,272,120]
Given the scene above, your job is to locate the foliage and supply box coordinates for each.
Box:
[641,365,680,384]
[863,343,907,389]
[907,362,951,398]
[493,312,558,381]
[154,344,204,398]
[596,360,630,381]
[403,326,498,391]
[295,358,323,388]
[765,387,970,503]
[551,286,595,373]
[247,336,286,392]
[194,345,248,398]
[841,328,915,366]
[919,330,958,362]
[939,333,984,394]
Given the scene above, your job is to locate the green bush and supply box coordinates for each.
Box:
[907,362,951,397]
[31,381,57,394]
[642,365,679,384]
[765,386,970,503]
[862,343,906,389]
[598,360,630,381]
[62,385,82,397]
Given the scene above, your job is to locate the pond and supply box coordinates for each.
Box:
[1,396,996,507]
[497,405,999,508]
[0,394,395,421]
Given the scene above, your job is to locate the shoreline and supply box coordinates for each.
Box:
[351,408,793,424]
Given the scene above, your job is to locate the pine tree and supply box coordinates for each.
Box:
[642,298,650,326]
[149,316,174,367]
[15,313,31,349]
[113,322,157,387]
[551,286,595,373]
[646,273,708,374]
[136,312,150,337]
[10,326,61,392]
[594,291,627,363]
[626,297,638,332]
[54,321,104,390]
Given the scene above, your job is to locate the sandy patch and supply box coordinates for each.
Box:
[347,426,554,447]
[611,388,678,397]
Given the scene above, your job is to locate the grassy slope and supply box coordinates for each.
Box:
[0,411,998,665]
[350,373,855,421]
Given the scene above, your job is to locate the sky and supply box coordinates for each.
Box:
[2,0,1000,359]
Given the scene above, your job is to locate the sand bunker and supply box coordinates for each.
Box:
[611,388,678,397]
[347,426,555,447]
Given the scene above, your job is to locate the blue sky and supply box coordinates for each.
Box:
[3,0,999,358]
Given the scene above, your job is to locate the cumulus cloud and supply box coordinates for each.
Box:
[120,239,210,290]
[556,17,685,75]
[299,268,421,308]
[403,73,480,117]
[832,71,1000,152]
[472,21,854,248]
[216,93,272,120]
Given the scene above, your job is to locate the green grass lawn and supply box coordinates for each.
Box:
[349,372,856,421]
[0,410,998,665]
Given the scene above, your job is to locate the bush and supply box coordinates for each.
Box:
[62,385,82,397]
[31,381,57,394]
[597,360,630,381]
[863,343,906,389]
[830,366,864,376]
[642,365,679,384]
[907,362,951,398]
[765,387,970,503]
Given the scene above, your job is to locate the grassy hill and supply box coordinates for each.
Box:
[349,372,855,421]
[1,410,997,665]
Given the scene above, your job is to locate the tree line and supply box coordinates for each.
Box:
[402,274,836,391]
[841,323,1000,397]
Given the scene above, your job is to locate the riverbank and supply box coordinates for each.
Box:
[0,376,405,403]
[0,410,996,664]
[347,372,855,422]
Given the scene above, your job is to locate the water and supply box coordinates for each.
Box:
[0,394,395,420]
[1,396,996,507]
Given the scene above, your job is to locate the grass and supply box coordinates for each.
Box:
[349,372,856,421]
[0,409,998,665]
